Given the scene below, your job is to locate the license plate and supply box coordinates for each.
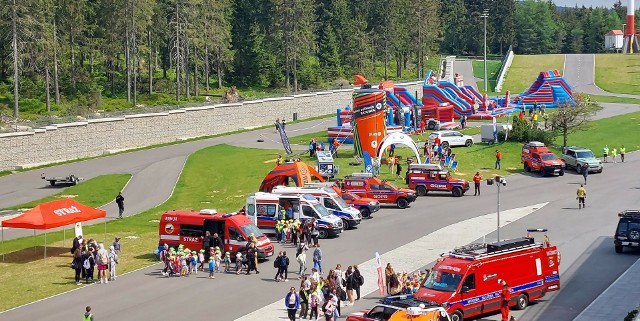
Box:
[267,251,273,256]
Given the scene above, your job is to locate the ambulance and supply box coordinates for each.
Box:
[412,232,561,321]
[272,185,362,229]
[304,182,381,219]
[245,192,343,239]
[158,209,275,259]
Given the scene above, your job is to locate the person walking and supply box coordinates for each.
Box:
[387,155,395,174]
[603,145,609,162]
[108,245,118,281]
[473,172,482,196]
[312,246,323,274]
[97,243,109,284]
[296,244,307,277]
[299,286,309,320]
[73,248,84,285]
[310,219,319,247]
[284,287,300,321]
[581,163,589,185]
[275,251,290,281]
[345,266,356,306]
[577,184,587,209]
[620,145,626,162]
[115,192,125,219]
[611,147,618,163]
[246,243,259,275]
[353,265,363,300]
[499,279,511,321]
[112,237,121,255]
[495,150,502,169]
[395,161,403,181]
[323,294,336,321]
[83,306,94,321]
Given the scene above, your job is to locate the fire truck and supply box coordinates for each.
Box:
[342,173,417,209]
[406,164,470,197]
[521,141,565,176]
[158,209,274,259]
[412,231,561,321]
[245,192,343,239]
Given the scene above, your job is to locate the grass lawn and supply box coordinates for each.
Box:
[1,108,639,311]
[2,174,131,211]
[595,54,640,95]
[472,60,502,93]
[586,94,640,105]
[502,55,565,94]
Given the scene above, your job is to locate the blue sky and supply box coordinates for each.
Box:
[552,0,638,8]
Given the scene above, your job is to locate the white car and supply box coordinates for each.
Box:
[428,130,474,148]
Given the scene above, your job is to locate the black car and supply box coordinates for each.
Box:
[614,210,640,253]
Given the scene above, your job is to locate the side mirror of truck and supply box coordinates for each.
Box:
[461,286,470,293]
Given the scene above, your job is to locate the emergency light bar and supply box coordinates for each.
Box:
[527,228,548,233]
[618,210,640,218]
[200,209,217,215]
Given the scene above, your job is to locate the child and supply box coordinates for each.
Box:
[190,251,198,274]
[214,247,222,272]
[180,252,188,277]
[108,245,118,281]
[309,290,319,320]
[208,255,216,279]
[197,249,205,271]
[235,252,244,275]
[224,252,232,273]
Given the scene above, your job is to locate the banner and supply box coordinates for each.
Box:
[276,122,293,155]
[352,90,387,157]
[376,252,385,295]
[363,151,373,174]
[74,222,83,237]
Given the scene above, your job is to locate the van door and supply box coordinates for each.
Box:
[460,273,480,315]
[203,220,225,238]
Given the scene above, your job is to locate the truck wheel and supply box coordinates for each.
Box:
[360,208,371,219]
[629,229,640,241]
[427,121,436,130]
[516,294,529,310]
[416,186,428,196]
[49,180,55,186]
[450,310,463,321]
[318,229,328,239]
[452,187,463,197]
[615,245,623,253]
[465,139,473,147]
[342,219,351,230]
[559,170,564,176]
[524,163,530,172]
[396,198,409,209]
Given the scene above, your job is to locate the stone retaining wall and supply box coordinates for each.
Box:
[0,82,422,171]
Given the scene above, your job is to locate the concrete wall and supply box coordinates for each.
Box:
[0,82,422,171]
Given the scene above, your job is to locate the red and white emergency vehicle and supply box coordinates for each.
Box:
[304,182,381,219]
[413,233,560,321]
[158,209,275,259]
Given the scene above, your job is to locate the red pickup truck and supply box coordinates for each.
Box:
[342,173,417,209]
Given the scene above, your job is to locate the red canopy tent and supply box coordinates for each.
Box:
[259,161,325,192]
[1,199,106,260]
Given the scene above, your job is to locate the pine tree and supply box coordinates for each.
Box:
[440,0,468,55]
[409,0,440,78]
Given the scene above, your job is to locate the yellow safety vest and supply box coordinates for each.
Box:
[577,188,586,198]
[83,313,92,321]
[620,147,626,154]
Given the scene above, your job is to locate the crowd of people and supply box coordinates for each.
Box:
[384,263,429,296]
[70,235,119,285]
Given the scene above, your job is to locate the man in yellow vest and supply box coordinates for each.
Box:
[577,184,587,209]
[611,147,617,163]
[620,145,626,162]
[602,145,609,163]
[83,306,94,321]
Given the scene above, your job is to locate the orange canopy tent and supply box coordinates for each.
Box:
[259,161,325,192]
[2,199,106,260]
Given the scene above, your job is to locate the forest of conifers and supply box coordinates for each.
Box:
[0,0,636,119]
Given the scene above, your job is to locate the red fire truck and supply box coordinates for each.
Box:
[158,209,274,259]
[413,232,560,321]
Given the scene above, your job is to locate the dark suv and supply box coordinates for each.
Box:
[614,210,640,253]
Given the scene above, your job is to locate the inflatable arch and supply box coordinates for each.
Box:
[376,132,421,164]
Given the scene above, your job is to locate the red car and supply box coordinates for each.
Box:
[342,173,417,209]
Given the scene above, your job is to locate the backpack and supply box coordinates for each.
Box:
[358,274,364,286]
[280,256,289,268]
[273,256,281,268]
[83,257,91,270]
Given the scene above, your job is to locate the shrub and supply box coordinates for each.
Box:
[507,115,556,145]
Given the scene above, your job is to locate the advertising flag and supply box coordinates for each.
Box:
[376,252,385,295]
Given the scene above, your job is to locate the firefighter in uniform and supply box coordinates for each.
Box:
[499,279,511,321]
[473,172,482,196]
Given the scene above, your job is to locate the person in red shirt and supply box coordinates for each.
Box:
[434,136,441,146]
[495,150,502,169]
[473,172,482,196]
[419,120,426,133]
[499,279,511,321]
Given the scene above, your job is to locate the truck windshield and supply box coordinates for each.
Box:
[240,224,265,238]
[332,196,349,209]
[576,151,595,159]
[385,182,399,190]
[313,203,330,217]
[422,270,463,292]
[541,154,557,160]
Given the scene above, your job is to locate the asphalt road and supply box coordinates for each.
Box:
[454,59,479,89]
[563,54,640,99]
[0,150,638,321]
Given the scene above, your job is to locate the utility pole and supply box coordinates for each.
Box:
[482,9,489,93]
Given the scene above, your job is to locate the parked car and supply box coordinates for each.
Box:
[614,210,640,253]
[428,130,474,148]
[562,146,603,173]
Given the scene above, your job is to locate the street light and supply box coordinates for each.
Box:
[481,9,489,93]
[487,175,507,242]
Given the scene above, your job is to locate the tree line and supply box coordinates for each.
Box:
[0,0,635,118]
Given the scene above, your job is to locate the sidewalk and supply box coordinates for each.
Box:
[573,258,640,321]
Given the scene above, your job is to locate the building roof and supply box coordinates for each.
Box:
[607,30,624,36]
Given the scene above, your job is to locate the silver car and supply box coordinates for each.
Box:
[562,146,603,173]
[428,130,474,148]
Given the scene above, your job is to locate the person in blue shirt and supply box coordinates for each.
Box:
[208,256,216,279]
[284,287,300,321]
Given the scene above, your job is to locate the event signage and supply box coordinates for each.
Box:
[53,206,81,217]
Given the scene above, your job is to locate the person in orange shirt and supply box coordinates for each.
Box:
[495,150,502,169]
[499,279,511,321]
[473,172,482,196]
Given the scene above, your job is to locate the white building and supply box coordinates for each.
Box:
[605,30,624,51]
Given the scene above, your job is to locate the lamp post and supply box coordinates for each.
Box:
[487,175,506,242]
[481,9,489,93]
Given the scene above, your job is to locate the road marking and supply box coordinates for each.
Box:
[235,202,549,321]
